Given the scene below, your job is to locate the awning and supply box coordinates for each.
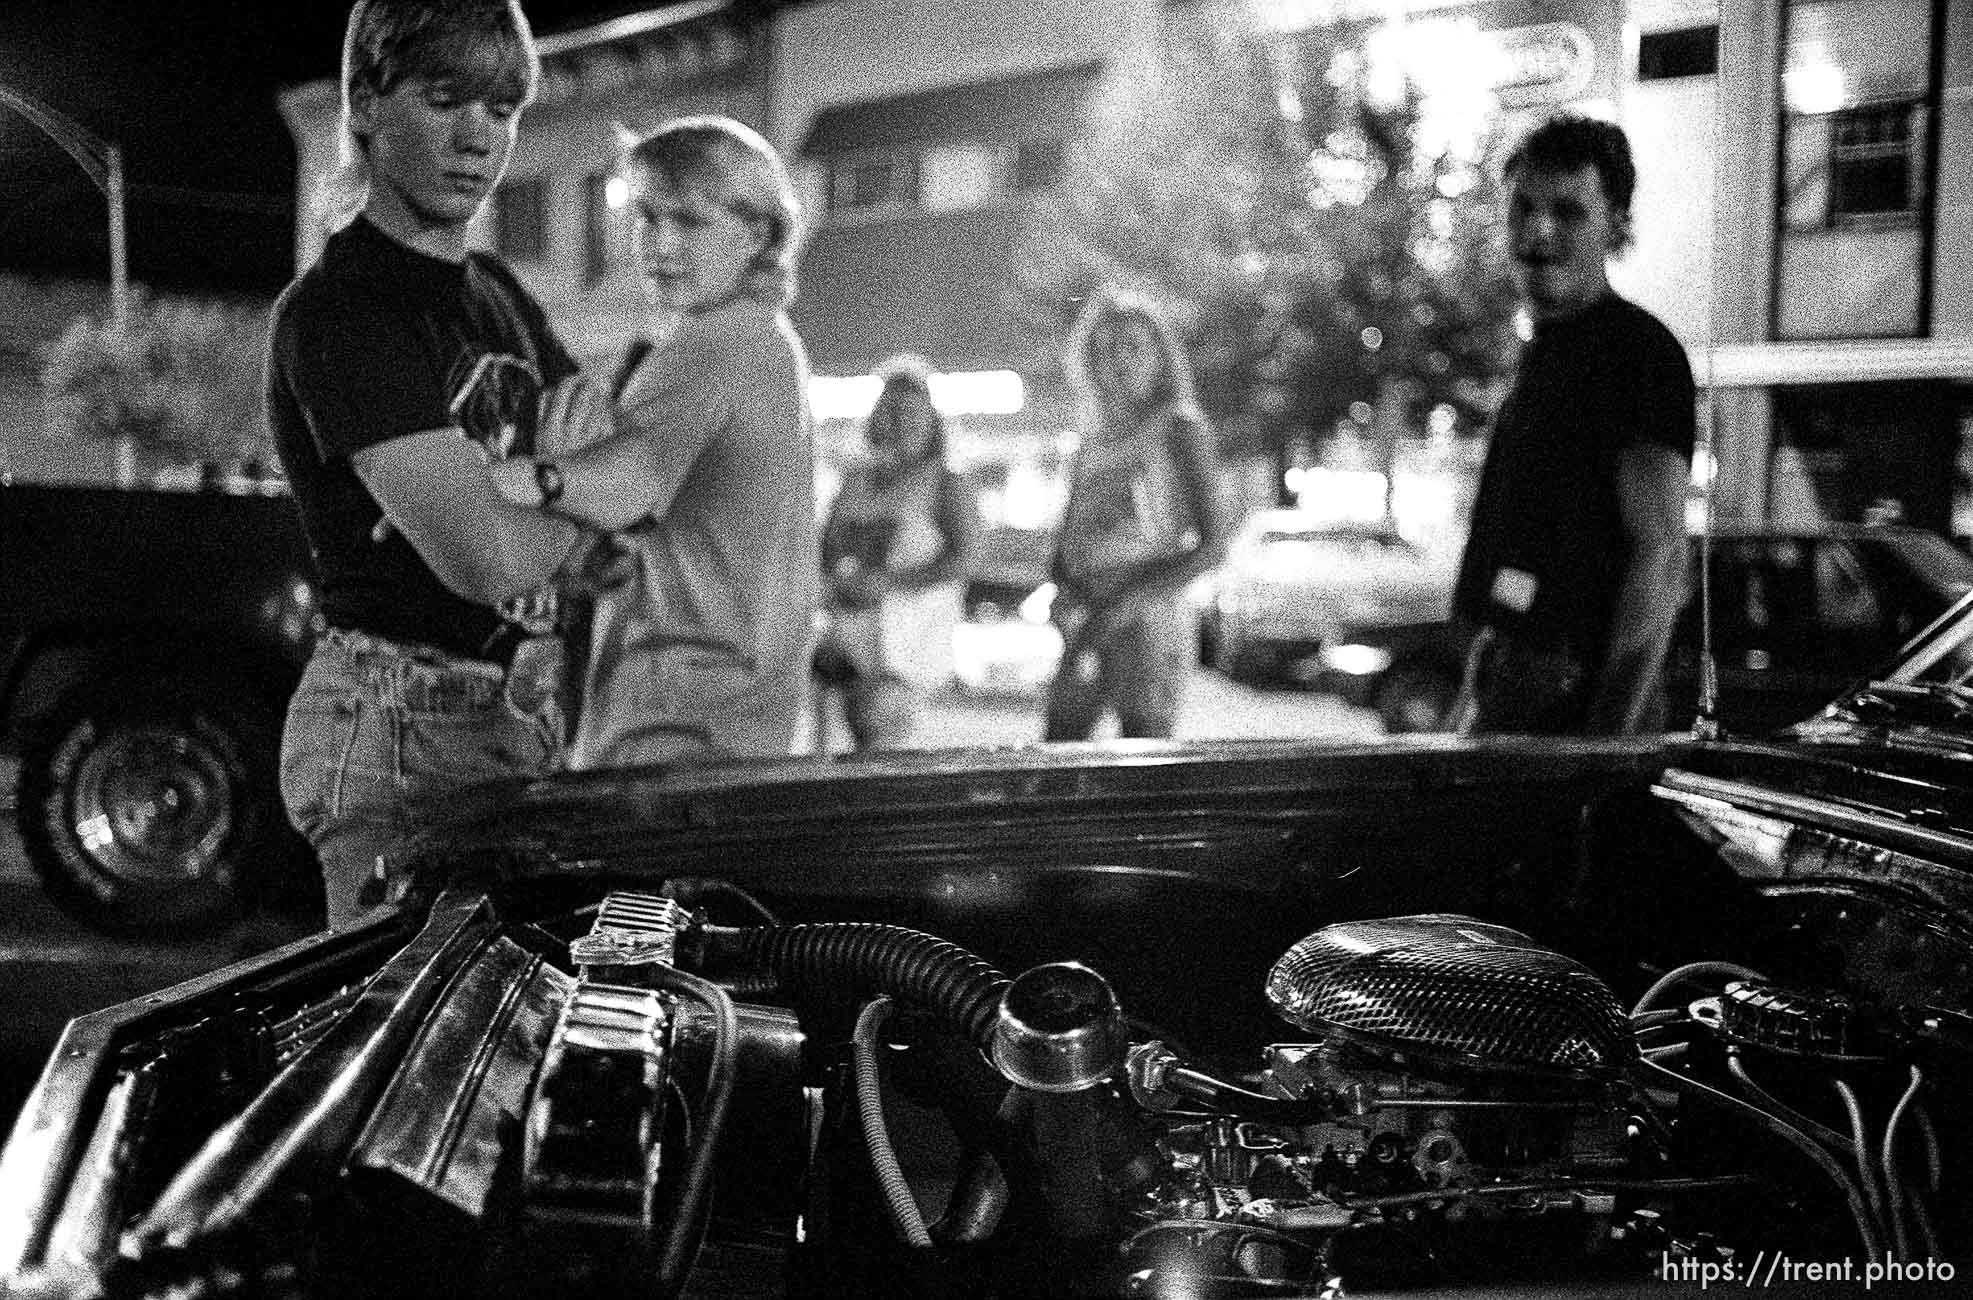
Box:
[790,207,1040,374]
[798,59,1105,157]
[1700,338,1973,388]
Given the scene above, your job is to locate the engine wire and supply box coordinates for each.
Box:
[1632,976,1943,1267]
[661,876,782,926]
[1831,1078,1891,1256]
[1907,1178,1943,1260]
[1911,1104,1942,1193]
[1331,1175,1755,1211]
[1724,1052,1849,1148]
[1635,1056,1882,1260]
[1630,962,1767,1017]
[1630,1009,1689,1029]
[1880,1065,1924,1263]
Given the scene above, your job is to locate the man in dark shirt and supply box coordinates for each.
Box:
[1448,113,1696,735]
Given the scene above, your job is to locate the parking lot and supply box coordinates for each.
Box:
[910,664,1381,747]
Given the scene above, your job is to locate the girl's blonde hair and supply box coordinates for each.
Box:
[317,0,540,235]
[623,116,804,308]
[1064,285,1202,424]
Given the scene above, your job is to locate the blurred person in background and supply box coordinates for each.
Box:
[490,116,818,767]
[1447,112,1695,735]
[818,355,980,749]
[1044,287,1230,742]
[270,0,586,930]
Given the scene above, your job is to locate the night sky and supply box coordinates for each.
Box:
[0,0,650,296]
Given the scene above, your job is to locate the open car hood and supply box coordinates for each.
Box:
[2,733,1967,1300]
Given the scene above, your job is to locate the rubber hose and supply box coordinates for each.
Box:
[933,1146,1010,1244]
[733,924,1011,1049]
[645,964,740,1299]
[854,997,933,1248]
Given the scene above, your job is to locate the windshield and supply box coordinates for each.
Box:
[1869,592,1973,693]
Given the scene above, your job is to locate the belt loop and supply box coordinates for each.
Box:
[375,654,408,711]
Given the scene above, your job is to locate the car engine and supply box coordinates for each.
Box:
[26,888,1968,1299]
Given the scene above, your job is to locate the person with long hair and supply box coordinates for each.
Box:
[489,116,819,768]
[269,0,587,929]
[819,355,979,749]
[1044,287,1231,741]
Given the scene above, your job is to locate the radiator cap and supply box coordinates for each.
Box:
[991,961,1128,1092]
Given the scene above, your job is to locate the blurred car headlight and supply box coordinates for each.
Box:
[953,619,1063,694]
[1019,581,1057,625]
[1319,643,1394,676]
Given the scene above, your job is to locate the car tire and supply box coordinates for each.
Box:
[1211,614,1271,684]
[1374,662,1458,733]
[15,673,302,936]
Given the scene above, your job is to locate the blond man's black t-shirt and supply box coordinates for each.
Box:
[266,217,577,663]
[1452,291,1696,660]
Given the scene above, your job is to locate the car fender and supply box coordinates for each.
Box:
[0,626,305,739]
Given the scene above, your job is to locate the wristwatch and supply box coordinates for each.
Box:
[534,459,565,509]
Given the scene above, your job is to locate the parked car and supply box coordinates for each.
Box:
[0,482,322,935]
[952,524,1062,696]
[5,591,1972,1298]
[1360,523,1973,734]
[1192,509,1453,685]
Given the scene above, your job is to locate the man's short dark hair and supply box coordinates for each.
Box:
[1504,113,1636,215]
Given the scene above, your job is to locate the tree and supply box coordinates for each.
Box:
[1012,1,1522,498]
[40,288,273,482]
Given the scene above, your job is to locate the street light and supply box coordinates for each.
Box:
[0,81,128,330]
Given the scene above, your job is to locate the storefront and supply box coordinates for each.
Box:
[1701,0,1973,533]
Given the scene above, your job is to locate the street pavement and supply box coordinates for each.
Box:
[852,664,1384,750]
[0,669,1381,1133]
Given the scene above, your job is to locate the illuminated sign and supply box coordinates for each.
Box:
[1488,22,1596,107]
[1253,5,1608,109]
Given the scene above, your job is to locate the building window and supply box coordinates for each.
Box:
[1637,26,1718,81]
[1011,139,1066,192]
[1774,0,1933,339]
[1829,102,1919,223]
[922,144,998,213]
[1778,0,1930,231]
[827,152,919,216]
[494,176,547,261]
[584,172,618,285]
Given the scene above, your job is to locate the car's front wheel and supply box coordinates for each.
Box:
[15,674,302,935]
[1210,612,1279,685]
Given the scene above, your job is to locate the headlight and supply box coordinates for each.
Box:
[1318,643,1393,676]
[1019,582,1057,624]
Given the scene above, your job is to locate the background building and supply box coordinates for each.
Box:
[1697,0,1973,537]
[269,0,1973,539]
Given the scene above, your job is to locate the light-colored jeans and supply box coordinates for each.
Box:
[1043,597,1191,741]
[279,628,563,930]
